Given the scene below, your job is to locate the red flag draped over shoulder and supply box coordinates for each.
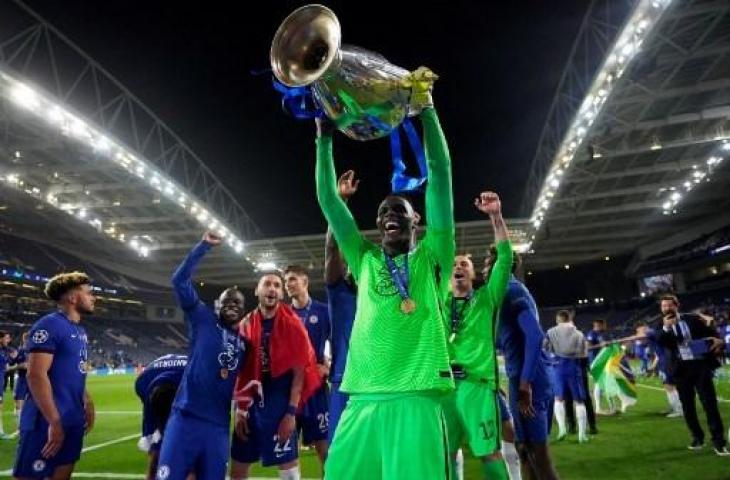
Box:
[234,303,321,410]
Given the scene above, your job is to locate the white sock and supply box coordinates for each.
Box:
[278,466,301,480]
[554,400,566,435]
[576,403,588,439]
[669,390,682,413]
[501,441,522,480]
[618,393,637,412]
[455,448,464,480]
[0,411,5,435]
[593,384,602,411]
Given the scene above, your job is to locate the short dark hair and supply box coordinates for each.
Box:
[487,244,522,274]
[556,310,572,323]
[660,294,679,306]
[44,272,91,302]
[0,330,8,338]
[283,265,309,278]
[259,270,284,283]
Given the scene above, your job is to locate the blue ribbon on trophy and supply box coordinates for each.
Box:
[269,4,433,193]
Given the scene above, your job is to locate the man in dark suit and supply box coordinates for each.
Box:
[657,294,728,456]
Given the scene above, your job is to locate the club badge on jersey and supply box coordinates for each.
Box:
[218,327,242,380]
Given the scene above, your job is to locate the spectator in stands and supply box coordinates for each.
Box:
[13,272,96,479]
[657,295,728,456]
[545,310,590,443]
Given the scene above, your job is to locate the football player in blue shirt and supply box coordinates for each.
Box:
[585,319,611,414]
[284,264,331,465]
[0,330,13,439]
[640,321,683,417]
[491,252,559,480]
[12,333,30,419]
[13,272,95,480]
[324,170,359,443]
[155,231,248,480]
[134,354,188,480]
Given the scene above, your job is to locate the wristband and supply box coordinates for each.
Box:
[286,404,297,416]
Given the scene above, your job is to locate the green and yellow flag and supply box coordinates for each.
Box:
[590,343,637,405]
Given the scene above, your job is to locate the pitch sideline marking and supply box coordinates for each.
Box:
[636,383,730,403]
[81,433,139,453]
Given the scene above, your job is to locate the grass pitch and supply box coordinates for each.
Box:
[1,368,729,479]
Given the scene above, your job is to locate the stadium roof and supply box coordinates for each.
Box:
[522,0,730,271]
[1,0,729,292]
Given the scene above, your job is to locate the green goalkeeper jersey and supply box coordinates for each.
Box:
[445,240,512,387]
[316,107,455,394]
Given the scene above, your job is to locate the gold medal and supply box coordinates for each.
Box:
[220,368,229,379]
[400,298,417,314]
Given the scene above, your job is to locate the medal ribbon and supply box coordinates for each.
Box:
[384,253,411,304]
[450,291,473,340]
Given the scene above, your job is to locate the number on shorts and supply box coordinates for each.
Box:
[480,420,495,441]
[317,412,329,432]
[273,436,293,454]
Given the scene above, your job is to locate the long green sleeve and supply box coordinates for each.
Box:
[420,107,455,277]
[315,134,366,279]
[487,240,513,308]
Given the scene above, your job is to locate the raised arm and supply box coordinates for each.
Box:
[324,170,359,285]
[421,106,455,273]
[315,121,366,277]
[171,231,219,310]
[476,191,512,305]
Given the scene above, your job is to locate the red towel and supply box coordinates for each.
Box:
[234,303,322,411]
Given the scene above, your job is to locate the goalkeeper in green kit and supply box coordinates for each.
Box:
[315,67,455,479]
[444,191,513,480]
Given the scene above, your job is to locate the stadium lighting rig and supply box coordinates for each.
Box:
[0,71,246,260]
[527,0,673,247]
[659,139,728,215]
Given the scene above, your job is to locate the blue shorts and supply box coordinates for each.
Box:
[13,424,85,478]
[497,390,511,423]
[508,377,551,444]
[554,358,586,401]
[14,376,29,401]
[231,376,299,467]
[297,384,329,444]
[156,410,229,480]
[329,382,349,444]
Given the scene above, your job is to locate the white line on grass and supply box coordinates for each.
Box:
[82,433,139,452]
[636,383,730,403]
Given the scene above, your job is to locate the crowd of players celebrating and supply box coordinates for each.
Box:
[1,75,728,480]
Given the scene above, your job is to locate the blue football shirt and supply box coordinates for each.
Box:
[171,241,247,428]
[20,311,89,429]
[292,298,331,364]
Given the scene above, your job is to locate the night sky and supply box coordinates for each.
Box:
[23,0,587,238]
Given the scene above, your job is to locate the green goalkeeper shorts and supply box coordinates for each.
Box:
[324,392,451,480]
[442,380,502,457]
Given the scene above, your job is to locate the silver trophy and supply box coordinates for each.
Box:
[270,4,420,141]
